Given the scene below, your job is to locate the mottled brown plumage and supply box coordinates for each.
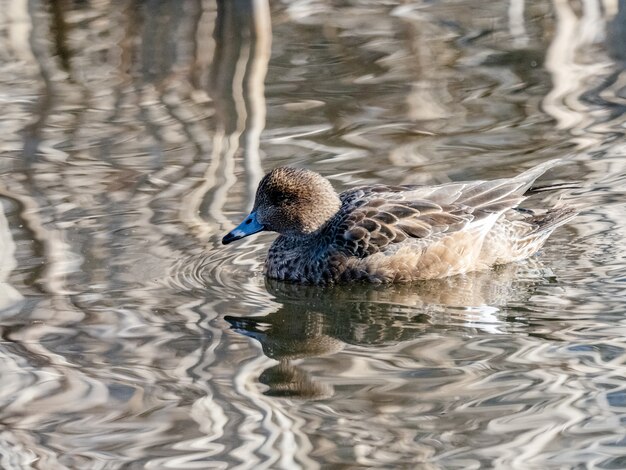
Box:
[222,161,578,284]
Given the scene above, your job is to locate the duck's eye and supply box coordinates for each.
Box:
[274,192,293,204]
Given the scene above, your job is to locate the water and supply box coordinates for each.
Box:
[0,0,625,468]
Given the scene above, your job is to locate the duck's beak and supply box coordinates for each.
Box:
[222,211,266,245]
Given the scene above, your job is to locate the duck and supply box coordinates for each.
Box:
[222,160,577,284]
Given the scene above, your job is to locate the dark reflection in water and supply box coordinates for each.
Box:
[226,263,552,399]
[0,0,625,468]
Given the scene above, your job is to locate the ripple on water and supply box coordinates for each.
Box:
[0,0,625,468]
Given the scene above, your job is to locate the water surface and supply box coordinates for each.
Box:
[1,0,626,468]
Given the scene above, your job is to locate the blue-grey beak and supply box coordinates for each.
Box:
[222,211,265,245]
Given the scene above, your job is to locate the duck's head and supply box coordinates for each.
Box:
[222,167,341,245]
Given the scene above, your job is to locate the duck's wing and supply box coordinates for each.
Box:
[333,189,476,256]
[333,160,564,257]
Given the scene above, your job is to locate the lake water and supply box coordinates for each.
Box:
[1,0,625,468]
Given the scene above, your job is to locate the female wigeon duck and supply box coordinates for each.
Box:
[222,160,577,284]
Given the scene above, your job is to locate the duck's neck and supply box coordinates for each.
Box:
[275,214,337,251]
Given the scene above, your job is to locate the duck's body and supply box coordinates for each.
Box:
[223,161,577,284]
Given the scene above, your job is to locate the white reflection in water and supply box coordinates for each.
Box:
[0,0,624,468]
[0,201,22,315]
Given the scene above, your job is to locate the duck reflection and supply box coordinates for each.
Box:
[226,261,551,398]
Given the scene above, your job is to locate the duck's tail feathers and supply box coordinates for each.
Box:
[525,181,582,196]
[462,160,572,215]
[499,206,578,263]
[514,159,566,194]
[523,206,579,238]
